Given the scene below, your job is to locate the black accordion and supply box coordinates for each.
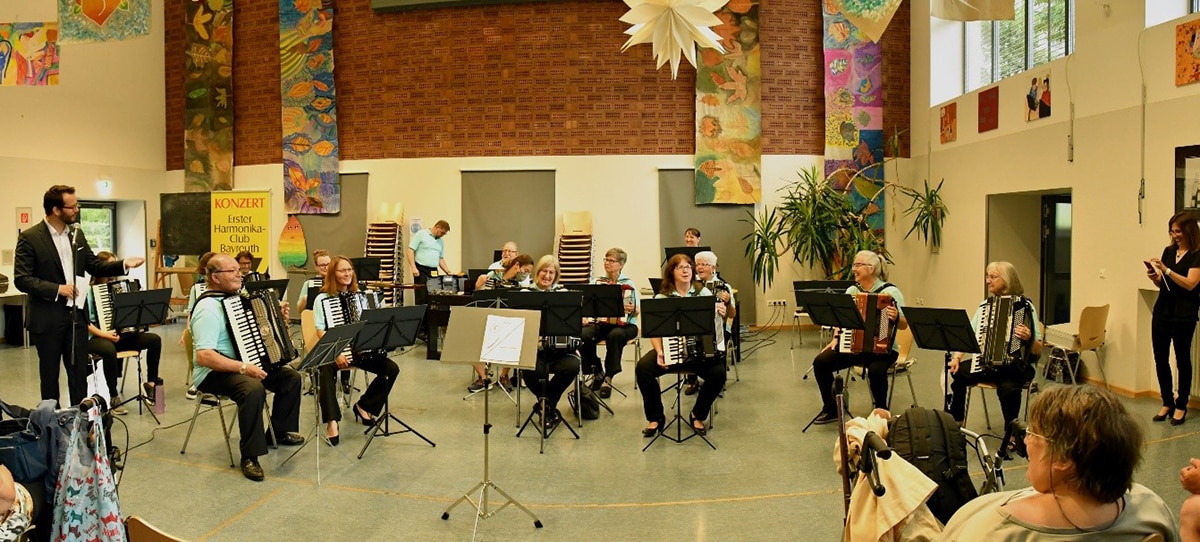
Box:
[968,295,1034,374]
[216,289,297,372]
[92,279,141,334]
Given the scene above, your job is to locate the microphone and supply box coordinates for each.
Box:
[69,223,81,248]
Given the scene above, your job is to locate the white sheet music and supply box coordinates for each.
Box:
[74,276,89,308]
[480,315,524,365]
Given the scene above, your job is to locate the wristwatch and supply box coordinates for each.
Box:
[239,362,246,375]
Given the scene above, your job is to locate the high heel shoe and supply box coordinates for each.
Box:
[642,418,664,437]
[1153,407,1174,422]
[326,421,340,447]
[352,403,375,426]
[1172,410,1188,426]
[690,412,708,436]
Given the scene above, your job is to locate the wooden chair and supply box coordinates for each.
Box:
[301,308,360,407]
[125,515,186,542]
[1045,304,1109,387]
[886,326,919,410]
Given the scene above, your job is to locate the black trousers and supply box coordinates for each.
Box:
[579,323,638,378]
[521,349,580,409]
[813,348,898,414]
[316,351,399,423]
[1152,317,1196,409]
[414,263,436,306]
[636,350,726,422]
[946,361,1035,424]
[86,332,162,396]
[32,308,89,406]
[196,367,303,459]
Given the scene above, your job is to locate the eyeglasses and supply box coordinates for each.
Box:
[675,265,693,271]
[1025,428,1052,443]
[603,258,621,264]
[61,205,80,210]
[212,269,240,275]
[852,262,870,268]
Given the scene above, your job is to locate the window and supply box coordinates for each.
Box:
[1146,0,1200,28]
[964,0,1073,94]
[79,201,116,254]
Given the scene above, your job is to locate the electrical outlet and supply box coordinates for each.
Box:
[914,297,925,306]
[768,299,786,307]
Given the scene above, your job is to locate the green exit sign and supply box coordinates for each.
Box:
[371,0,567,12]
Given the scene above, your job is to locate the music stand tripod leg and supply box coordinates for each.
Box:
[358,373,436,459]
[116,355,161,425]
[280,371,332,485]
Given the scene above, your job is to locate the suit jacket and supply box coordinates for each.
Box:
[14,221,126,335]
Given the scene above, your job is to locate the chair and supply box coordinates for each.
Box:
[965,377,1038,431]
[126,515,186,542]
[886,327,918,410]
[1044,304,1109,388]
[179,391,237,468]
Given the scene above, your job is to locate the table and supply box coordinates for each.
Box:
[425,292,473,360]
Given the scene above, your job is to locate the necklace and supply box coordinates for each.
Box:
[1049,470,1123,532]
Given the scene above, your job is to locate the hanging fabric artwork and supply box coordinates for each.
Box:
[0,23,60,86]
[694,0,761,204]
[58,0,151,43]
[822,0,885,232]
[183,0,234,192]
[280,0,340,215]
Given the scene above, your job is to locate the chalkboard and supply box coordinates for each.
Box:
[160,192,212,255]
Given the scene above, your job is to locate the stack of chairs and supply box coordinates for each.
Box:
[556,211,593,285]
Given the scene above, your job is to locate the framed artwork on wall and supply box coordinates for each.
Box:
[1175,145,1200,213]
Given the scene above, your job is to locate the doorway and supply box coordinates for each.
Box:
[985,190,1071,325]
[1040,194,1072,325]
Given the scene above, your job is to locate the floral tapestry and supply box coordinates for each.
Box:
[183,0,234,192]
[281,0,340,214]
[58,0,151,43]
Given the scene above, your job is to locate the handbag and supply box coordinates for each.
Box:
[0,417,49,483]
[50,404,124,542]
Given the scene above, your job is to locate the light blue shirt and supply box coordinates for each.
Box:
[409,229,444,268]
[189,295,238,386]
[186,281,207,312]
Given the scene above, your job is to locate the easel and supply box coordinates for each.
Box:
[796,291,868,433]
[900,307,980,414]
[109,288,172,422]
[639,295,717,451]
[440,305,544,534]
[355,305,434,459]
[280,322,363,485]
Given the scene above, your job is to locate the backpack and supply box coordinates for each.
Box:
[568,386,601,420]
[887,407,978,525]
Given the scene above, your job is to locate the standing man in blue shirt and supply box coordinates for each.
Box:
[406,220,452,305]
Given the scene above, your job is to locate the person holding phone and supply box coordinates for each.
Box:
[1147,211,1200,425]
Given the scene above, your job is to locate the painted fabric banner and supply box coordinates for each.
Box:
[694,0,761,204]
[58,0,151,43]
[280,0,340,215]
[183,0,234,192]
[0,23,60,86]
[822,2,884,231]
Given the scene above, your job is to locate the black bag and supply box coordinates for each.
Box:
[887,407,978,525]
[1045,347,1083,384]
[568,386,601,420]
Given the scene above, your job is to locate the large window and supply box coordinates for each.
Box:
[79,201,116,254]
[964,0,1074,94]
[1147,0,1200,28]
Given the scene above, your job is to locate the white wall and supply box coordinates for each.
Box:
[906,2,1200,395]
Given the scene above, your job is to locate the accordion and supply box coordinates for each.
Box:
[539,335,582,352]
[837,293,895,354]
[662,335,716,365]
[318,291,384,359]
[968,295,1034,374]
[92,279,141,334]
[217,289,297,372]
[596,277,636,326]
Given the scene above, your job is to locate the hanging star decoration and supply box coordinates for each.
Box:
[619,0,729,79]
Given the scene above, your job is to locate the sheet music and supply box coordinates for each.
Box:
[480,314,524,365]
[74,276,89,308]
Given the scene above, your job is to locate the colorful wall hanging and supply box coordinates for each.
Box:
[280,0,340,215]
[939,102,957,144]
[1024,72,1050,121]
[1177,20,1200,87]
[58,0,151,43]
[835,0,903,42]
[822,2,885,231]
[694,0,761,204]
[0,23,60,86]
[183,0,234,192]
[978,86,998,133]
[278,215,308,269]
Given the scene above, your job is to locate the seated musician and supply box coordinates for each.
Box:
[579,248,640,399]
[296,249,330,311]
[635,254,727,437]
[182,251,217,400]
[312,256,401,446]
[684,227,701,247]
[85,251,163,414]
[811,250,907,425]
[190,254,304,482]
[235,250,267,281]
[469,253,534,393]
[946,261,1042,442]
[520,255,582,430]
[474,241,520,291]
[683,250,735,396]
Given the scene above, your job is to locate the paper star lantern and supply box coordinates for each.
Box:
[620,0,729,79]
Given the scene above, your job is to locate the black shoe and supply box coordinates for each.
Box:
[353,403,376,426]
[1153,407,1174,422]
[683,382,699,396]
[1172,410,1188,426]
[241,457,265,482]
[273,432,305,446]
[599,378,612,399]
[327,421,340,447]
[642,418,665,437]
[341,381,352,396]
[589,373,604,391]
[689,412,708,436]
[142,382,156,406]
[812,411,839,425]
[542,407,563,430]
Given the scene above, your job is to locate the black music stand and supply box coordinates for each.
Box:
[663,246,710,263]
[566,283,627,404]
[795,291,870,433]
[354,305,434,459]
[280,322,364,485]
[639,296,717,451]
[900,307,980,413]
[305,285,321,310]
[466,268,490,294]
[351,257,382,291]
[647,277,663,293]
[506,291,584,447]
[440,306,543,530]
[110,288,172,422]
[244,278,289,300]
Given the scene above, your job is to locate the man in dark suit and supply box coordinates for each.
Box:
[14,185,145,405]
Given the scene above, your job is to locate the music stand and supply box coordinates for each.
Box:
[505,291,584,444]
[565,284,625,409]
[244,278,289,300]
[639,296,717,451]
[663,246,710,263]
[440,306,543,531]
[251,256,264,273]
[280,322,364,485]
[350,257,382,281]
[647,277,663,293]
[795,291,869,433]
[466,268,491,294]
[354,305,433,459]
[900,307,980,413]
[305,285,322,310]
[110,288,172,422]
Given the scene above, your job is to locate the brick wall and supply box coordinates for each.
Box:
[165,0,911,169]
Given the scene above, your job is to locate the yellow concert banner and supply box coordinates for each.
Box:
[210,191,271,271]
